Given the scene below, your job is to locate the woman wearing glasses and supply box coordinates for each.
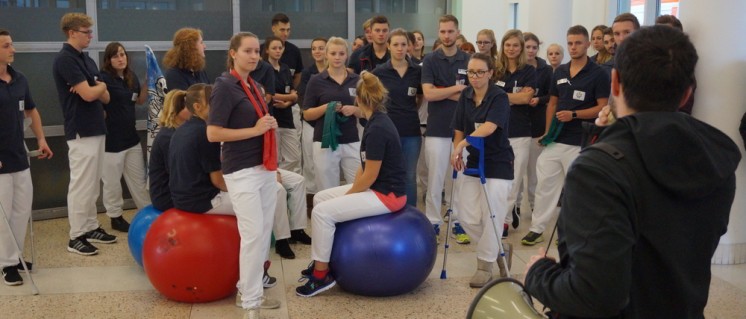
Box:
[475,29,497,60]
[492,30,536,237]
[451,53,513,288]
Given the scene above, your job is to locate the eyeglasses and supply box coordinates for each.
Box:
[475,41,491,46]
[467,69,490,78]
[74,29,94,35]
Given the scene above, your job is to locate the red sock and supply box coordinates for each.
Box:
[312,268,329,280]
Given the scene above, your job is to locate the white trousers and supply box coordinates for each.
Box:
[504,137,531,224]
[223,166,276,309]
[310,185,389,263]
[301,121,317,194]
[272,169,307,240]
[67,135,105,239]
[529,143,580,234]
[277,127,301,174]
[205,191,235,215]
[456,175,512,262]
[0,169,32,267]
[101,144,151,218]
[292,104,302,146]
[424,137,453,225]
[313,142,360,192]
[416,134,428,200]
[525,137,544,210]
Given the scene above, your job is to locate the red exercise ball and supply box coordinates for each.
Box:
[142,208,240,303]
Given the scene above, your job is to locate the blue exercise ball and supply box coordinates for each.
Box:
[329,206,437,297]
[128,205,163,267]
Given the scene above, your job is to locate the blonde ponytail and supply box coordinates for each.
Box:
[356,71,388,113]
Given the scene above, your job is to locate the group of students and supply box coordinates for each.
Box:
[0,7,710,319]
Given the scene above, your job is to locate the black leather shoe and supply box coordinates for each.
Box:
[275,239,295,259]
[111,216,130,233]
[290,229,312,245]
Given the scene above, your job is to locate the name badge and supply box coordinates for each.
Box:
[360,151,366,162]
[407,87,417,96]
[573,90,586,101]
[131,93,139,102]
[19,99,25,111]
[349,88,357,96]
[94,76,98,82]
[458,69,467,75]
[475,122,483,130]
[496,81,506,87]
[513,86,523,94]
[557,78,569,85]
[456,79,465,86]
[285,85,291,94]
[289,69,296,76]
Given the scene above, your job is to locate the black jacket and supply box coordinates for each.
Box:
[525,112,740,319]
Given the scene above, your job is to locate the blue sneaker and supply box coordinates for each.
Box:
[296,273,336,297]
[434,224,440,244]
[451,223,471,244]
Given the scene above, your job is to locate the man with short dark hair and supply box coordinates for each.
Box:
[421,14,470,237]
[268,13,303,88]
[0,28,53,285]
[520,25,609,246]
[348,15,390,74]
[601,13,641,76]
[53,13,118,256]
[524,25,739,318]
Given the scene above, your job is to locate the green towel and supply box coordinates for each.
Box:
[539,117,564,146]
[321,101,350,151]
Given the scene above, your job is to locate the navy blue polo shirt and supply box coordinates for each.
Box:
[361,112,406,196]
[549,58,610,146]
[529,58,553,137]
[421,48,470,138]
[149,127,175,211]
[372,59,422,137]
[53,43,107,140]
[451,85,514,180]
[208,72,264,174]
[169,117,221,213]
[495,64,537,138]
[0,66,35,174]
[271,63,295,129]
[251,60,276,95]
[164,67,210,91]
[301,70,360,143]
[298,64,320,99]
[100,71,141,153]
[349,44,390,74]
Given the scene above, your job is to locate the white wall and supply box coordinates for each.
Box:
[680,0,746,265]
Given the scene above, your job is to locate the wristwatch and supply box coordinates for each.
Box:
[571,111,577,119]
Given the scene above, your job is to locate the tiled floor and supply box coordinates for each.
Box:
[1,200,745,319]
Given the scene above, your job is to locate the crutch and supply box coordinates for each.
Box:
[463,136,511,278]
[440,169,458,279]
[24,139,37,272]
[0,201,39,295]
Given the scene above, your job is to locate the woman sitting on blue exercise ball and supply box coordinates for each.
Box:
[451,52,514,288]
[296,71,407,298]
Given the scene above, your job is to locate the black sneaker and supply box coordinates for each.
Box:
[511,206,520,229]
[502,223,509,239]
[290,229,312,245]
[263,272,277,288]
[295,273,336,297]
[111,216,130,233]
[85,227,117,244]
[521,231,544,246]
[2,266,22,286]
[68,236,99,255]
[275,239,295,259]
[16,260,32,273]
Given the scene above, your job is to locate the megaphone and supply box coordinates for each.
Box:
[467,277,546,319]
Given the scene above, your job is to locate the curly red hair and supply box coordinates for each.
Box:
[163,28,205,71]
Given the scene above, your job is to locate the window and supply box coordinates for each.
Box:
[658,0,679,17]
[354,0,447,45]
[508,2,518,29]
[0,1,85,42]
[241,0,348,39]
[97,0,233,41]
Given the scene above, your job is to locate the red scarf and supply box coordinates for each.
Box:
[230,69,277,171]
